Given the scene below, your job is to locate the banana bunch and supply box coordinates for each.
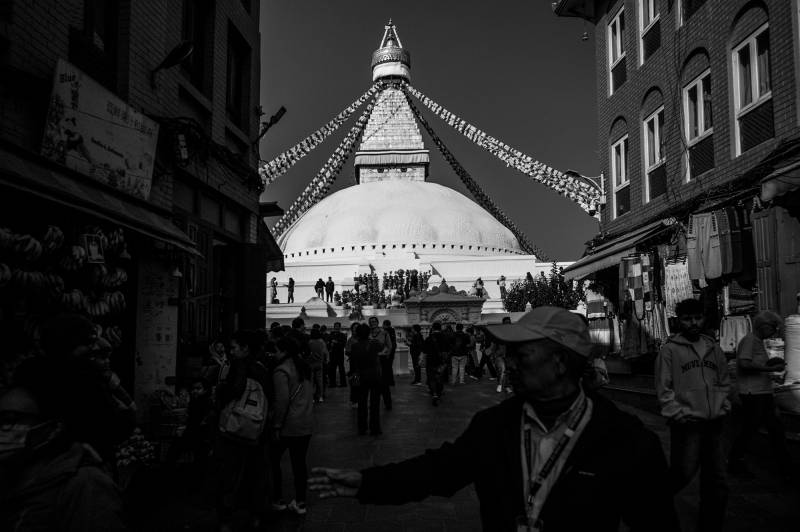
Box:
[11,269,45,290]
[0,263,11,288]
[86,295,111,318]
[43,272,65,297]
[90,264,109,288]
[106,228,126,255]
[103,325,123,348]
[102,267,128,289]
[61,289,86,312]
[104,291,127,314]
[0,227,15,252]
[42,225,65,255]
[60,245,87,271]
[13,234,43,263]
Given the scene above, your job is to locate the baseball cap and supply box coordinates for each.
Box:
[485,306,592,358]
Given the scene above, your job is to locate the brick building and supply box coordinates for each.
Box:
[0,0,282,406]
[554,1,800,373]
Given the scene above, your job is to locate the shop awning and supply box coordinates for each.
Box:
[0,145,200,256]
[563,219,676,281]
[761,159,800,202]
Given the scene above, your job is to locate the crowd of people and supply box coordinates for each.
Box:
[3,302,796,531]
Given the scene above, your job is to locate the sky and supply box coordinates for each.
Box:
[258,0,600,261]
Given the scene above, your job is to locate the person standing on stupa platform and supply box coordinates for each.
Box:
[287,277,295,303]
[315,278,325,298]
[325,277,335,303]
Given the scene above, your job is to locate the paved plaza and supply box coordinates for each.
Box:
[135,376,799,532]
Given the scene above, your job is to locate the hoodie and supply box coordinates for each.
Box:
[655,333,731,421]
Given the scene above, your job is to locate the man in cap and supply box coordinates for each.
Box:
[309,307,678,531]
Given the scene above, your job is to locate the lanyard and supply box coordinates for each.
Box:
[523,396,589,507]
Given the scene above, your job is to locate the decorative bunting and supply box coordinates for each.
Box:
[402,87,549,262]
[404,83,602,214]
[259,83,382,187]
[272,96,377,237]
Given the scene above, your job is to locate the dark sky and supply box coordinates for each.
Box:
[258,0,600,261]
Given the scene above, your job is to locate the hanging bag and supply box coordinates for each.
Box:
[218,362,268,445]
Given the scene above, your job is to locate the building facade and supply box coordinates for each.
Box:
[555,1,800,380]
[0,0,281,407]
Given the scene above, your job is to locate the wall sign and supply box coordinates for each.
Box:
[41,59,159,200]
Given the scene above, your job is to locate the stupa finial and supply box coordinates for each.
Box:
[371,19,411,81]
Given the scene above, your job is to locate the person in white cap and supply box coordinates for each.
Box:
[308,306,678,531]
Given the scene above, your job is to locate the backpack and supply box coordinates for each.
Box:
[218,364,268,444]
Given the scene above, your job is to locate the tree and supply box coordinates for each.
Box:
[503,263,584,312]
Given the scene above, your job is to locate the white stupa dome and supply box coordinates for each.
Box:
[279,180,523,259]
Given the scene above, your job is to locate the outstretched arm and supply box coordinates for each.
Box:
[309,411,485,504]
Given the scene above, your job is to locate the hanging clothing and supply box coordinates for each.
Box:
[725,206,743,274]
[719,316,752,354]
[585,289,607,319]
[715,209,733,275]
[663,260,694,318]
[727,279,757,314]
[687,212,723,281]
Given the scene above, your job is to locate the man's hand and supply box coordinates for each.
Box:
[308,467,363,498]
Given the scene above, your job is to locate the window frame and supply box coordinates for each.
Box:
[639,0,660,64]
[682,69,714,146]
[732,23,772,155]
[608,7,626,94]
[642,107,665,202]
[611,135,630,218]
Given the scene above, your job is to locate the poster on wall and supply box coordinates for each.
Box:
[41,59,159,200]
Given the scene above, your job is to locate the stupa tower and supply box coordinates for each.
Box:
[355,20,430,184]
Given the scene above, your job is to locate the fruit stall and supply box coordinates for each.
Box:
[0,221,135,387]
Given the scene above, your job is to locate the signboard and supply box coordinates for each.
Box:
[41,59,159,200]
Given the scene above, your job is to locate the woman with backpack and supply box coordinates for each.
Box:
[270,336,314,515]
[212,330,271,532]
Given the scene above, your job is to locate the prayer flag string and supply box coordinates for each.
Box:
[404,83,601,214]
[260,83,381,188]
[272,95,377,237]
[402,86,549,261]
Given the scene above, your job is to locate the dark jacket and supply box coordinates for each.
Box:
[358,394,678,532]
[0,442,126,532]
[349,338,383,386]
[453,331,470,357]
[422,331,448,366]
[329,330,347,358]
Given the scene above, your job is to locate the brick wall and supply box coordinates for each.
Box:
[0,0,263,222]
[590,0,800,237]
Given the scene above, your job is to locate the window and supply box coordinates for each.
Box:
[611,136,630,217]
[608,8,627,94]
[683,70,715,177]
[182,0,209,91]
[733,24,773,154]
[226,24,251,128]
[69,0,119,91]
[683,71,713,143]
[643,108,667,201]
[639,0,660,63]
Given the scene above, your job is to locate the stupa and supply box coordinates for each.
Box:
[267,22,567,315]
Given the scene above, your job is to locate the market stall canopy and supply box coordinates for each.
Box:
[761,160,800,202]
[0,145,199,256]
[563,219,676,281]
